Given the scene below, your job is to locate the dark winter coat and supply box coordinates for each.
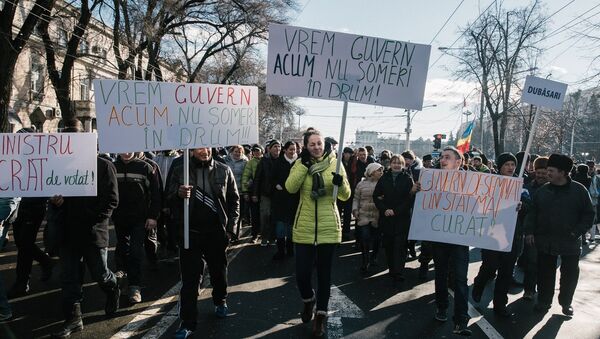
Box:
[373,170,414,236]
[166,156,240,237]
[61,156,119,248]
[271,155,299,224]
[524,179,595,255]
[253,155,279,197]
[113,157,161,222]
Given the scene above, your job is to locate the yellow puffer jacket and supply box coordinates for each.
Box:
[285,155,351,245]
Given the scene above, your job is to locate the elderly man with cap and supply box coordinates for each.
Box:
[524,153,595,316]
[252,140,281,246]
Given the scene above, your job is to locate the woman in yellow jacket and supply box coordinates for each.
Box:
[285,129,351,337]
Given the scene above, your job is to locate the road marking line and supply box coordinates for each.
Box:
[449,290,504,339]
[327,285,366,338]
[110,236,249,339]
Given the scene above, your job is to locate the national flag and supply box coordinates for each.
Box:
[456,121,475,154]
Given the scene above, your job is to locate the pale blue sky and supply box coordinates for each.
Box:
[278,0,598,144]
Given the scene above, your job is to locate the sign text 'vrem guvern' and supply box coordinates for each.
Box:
[408,169,522,252]
[93,80,259,153]
[521,75,568,111]
[0,133,98,197]
[266,24,431,110]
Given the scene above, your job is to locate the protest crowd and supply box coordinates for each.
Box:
[0,119,598,338]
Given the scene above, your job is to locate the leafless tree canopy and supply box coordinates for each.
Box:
[447,1,547,155]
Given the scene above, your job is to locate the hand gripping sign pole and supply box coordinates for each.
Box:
[183,149,190,249]
[332,101,349,199]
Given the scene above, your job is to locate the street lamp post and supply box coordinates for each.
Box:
[405,104,437,150]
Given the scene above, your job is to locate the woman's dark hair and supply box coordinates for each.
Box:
[280,140,296,156]
[303,128,322,147]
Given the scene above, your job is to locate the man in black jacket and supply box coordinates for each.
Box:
[50,120,121,338]
[113,153,161,304]
[166,147,239,338]
[524,153,595,316]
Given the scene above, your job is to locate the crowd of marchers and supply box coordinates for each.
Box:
[0,121,598,338]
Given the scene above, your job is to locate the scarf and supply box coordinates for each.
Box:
[308,152,331,200]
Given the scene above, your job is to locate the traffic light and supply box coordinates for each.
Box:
[433,134,444,150]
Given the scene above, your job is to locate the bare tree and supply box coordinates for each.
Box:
[170,0,296,83]
[38,0,104,121]
[444,1,547,155]
[0,0,55,132]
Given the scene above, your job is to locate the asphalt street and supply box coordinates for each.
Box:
[1,223,599,339]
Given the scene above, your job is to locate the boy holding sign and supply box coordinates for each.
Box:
[421,146,472,336]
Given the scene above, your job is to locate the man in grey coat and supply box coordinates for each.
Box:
[524,153,595,316]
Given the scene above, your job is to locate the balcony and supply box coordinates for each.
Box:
[72,100,95,118]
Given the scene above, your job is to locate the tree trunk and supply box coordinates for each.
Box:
[0,53,18,132]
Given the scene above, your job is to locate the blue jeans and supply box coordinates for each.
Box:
[295,243,336,312]
[275,221,292,239]
[59,246,117,317]
[114,220,146,286]
[432,242,470,325]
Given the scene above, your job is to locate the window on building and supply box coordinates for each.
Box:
[79,38,89,54]
[30,54,45,101]
[58,29,68,48]
[80,76,90,101]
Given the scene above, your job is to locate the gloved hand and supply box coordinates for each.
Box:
[300,148,311,168]
[331,172,343,186]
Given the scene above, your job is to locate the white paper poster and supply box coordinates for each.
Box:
[93,80,259,153]
[0,133,98,197]
[408,169,522,252]
[266,24,431,110]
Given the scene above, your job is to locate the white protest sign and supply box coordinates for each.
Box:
[266,24,431,110]
[93,80,259,153]
[0,133,98,197]
[521,75,568,111]
[408,169,522,252]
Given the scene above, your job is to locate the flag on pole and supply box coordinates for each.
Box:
[456,121,475,154]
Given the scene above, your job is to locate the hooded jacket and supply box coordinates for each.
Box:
[285,154,351,245]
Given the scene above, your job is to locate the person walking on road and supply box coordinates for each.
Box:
[242,144,263,242]
[49,120,121,339]
[271,141,299,260]
[416,146,472,336]
[373,155,414,282]
[524,153,595,316]
[521,156,549,300]
[167,147,239,339]
[113,152,161,304]
[352,162,384,273]
[253,140,281,246]
[224,145,248,240]
[471,153,525,318]
[285,129,351,337]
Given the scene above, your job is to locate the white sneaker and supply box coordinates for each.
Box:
[128,285,142,304]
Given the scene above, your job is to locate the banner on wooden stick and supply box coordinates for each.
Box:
[408,169,522,252]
